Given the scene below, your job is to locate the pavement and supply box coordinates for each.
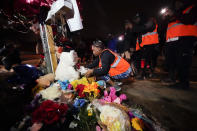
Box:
[121,78,197,131]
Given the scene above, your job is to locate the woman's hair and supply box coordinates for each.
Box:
[92,40,105,49]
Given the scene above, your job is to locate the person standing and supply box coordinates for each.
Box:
[162,0,197,89]
[132,13,159,79]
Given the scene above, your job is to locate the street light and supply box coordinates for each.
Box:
[118,35,124,41]
[160,8,167,14]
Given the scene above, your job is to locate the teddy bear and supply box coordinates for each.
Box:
[35,73,55,88]
[55,50,79,82]
[100,87,127,104]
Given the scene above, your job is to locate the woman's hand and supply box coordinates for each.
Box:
[85,69,94,77]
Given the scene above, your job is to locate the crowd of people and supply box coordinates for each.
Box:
[91,0,197,90]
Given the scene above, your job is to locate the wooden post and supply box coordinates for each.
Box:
[46,25,58,73]
[40,24,57,74]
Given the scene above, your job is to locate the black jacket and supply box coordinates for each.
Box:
[123,29,137,51]
[132,18,156,45]
[87,50,115,76]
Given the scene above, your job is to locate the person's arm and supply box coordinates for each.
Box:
[123,30,133,51]
[157,21,168,45]
[86,56,99,69]
[93,50,115,76]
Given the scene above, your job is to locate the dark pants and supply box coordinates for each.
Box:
[165,37,196,87]
[131,50,142,72]
[164,41,178,81]
[177,37,196,87]
[140,44,159,77]
[143,45,159,71]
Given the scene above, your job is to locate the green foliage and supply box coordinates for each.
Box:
[75,104,97,131]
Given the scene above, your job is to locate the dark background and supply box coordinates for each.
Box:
[80,0,170,38]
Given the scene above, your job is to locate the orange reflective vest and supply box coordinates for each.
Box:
[99,49,130,76]
[136,24,159,51]
[166,5,197,42]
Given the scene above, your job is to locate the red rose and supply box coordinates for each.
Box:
[58,103,68,115]
[32,100,68,125]
[76,84,85,98]
[32,108,44,123]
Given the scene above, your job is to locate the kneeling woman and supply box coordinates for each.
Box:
[85,40,131,91]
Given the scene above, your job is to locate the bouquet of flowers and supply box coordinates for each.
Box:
[32,100,68,125]
[83,82,100,101]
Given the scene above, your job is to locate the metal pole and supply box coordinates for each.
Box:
[39,24,53,73]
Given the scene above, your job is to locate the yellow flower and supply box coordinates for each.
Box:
[83,82,100,98]
[131,117,144,131]
[110,121,121,131]
[88,109,93,116]
[70,77,89,89]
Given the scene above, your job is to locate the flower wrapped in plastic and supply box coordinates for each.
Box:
[92,99,131,131]
[83,82,100,100]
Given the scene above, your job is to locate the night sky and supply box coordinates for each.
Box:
[80,0,169,38]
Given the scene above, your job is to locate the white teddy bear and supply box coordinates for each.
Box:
[55,50,79,82]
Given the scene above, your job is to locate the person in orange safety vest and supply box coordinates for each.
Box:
[85,40,131,91]
[162,0,197,89]
[133,15,160,79]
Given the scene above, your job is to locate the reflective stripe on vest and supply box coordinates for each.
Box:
[99,49,130,76]
[182,5,195,14]
[166,5,197,41]
[136,24,159,51]
[142,31,158,37]
[167,23,184,31]
[111,56,121,68]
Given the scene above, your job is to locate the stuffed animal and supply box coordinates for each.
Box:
[40,83,62,100]
[55,51,79,82]
[57,80,72,90]
[100,87,127,104]
[36,73,55,88]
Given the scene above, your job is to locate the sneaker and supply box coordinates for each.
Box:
[114,85,121,91]
[114,82,123,86]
